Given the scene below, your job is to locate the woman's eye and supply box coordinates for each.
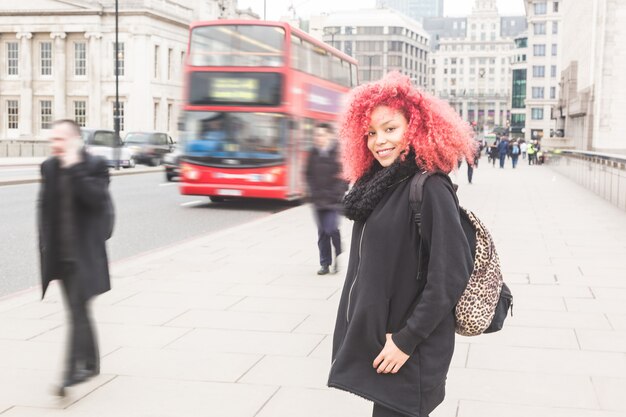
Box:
[386,127,396,133]
[367,131,376,137]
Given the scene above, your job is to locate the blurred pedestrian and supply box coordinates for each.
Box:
[520,140,528,159]
[488,140,498,167]
[510,140,520,169]
[497,136,509,168]
[460,140,482,184]
[527,141,536,165]
[329,72,474,417]
[38,119,114,396]
[305,123,348,275]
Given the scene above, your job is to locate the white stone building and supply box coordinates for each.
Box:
[430,0,526,129]
[0,0,256,141]
[309,8,431,87]
[551,0,626,153]
[523,0,561,143]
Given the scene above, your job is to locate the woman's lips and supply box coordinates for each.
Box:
[376,148,395,157]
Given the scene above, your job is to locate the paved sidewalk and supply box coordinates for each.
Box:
[0,160,625,416]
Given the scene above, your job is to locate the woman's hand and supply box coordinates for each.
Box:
[373,334,410,374]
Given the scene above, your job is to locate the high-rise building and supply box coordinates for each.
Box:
[430,0,527,129]
[310,8,431,87]
[552,0,626,153]
[523,0,561,143]
[376,0,444,22]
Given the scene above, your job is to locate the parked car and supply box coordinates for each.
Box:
[124,131,175,166]
[163,147,181,181]
[81,128,135,168]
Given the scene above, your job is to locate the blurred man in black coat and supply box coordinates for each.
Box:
[38,119,114,395]
[305,123,348,275]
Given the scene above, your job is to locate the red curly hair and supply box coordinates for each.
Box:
[340,72,475,182]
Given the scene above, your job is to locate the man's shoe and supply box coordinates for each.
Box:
[57,367,99,396]
[332,261,339,274]
[317,266,330,275]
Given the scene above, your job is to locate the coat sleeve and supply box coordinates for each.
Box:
[66,156,111,210]
[392,175,473,355]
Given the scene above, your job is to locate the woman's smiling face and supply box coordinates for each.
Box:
[367,106,409,168]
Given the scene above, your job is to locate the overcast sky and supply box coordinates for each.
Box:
[237,0,526,20]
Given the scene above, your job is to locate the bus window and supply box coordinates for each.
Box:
[190,25,285,67]
[290,35,300,69]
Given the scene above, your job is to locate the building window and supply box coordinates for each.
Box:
[74,42,87,76]
[7,100,19,129]
[168,48,173,80]
[533,65,546,77]
[74,101,87,127]
[7,42,19,76]
[534,2,547,15]
[114,42,125,76]
[388,41,403,52]
[534,22,546,35]
[552,44,558,56]
[532,87,545,98]
[40,42,52,76]
[113,101,125,131]
[357,26,383,35]
[533,44,546,56]
[40,100,53,129]
[531,108,544,120]
[154,101,159,130]
[553,1,559,12]
[552,21,559,34]
[550,86,556,99]
[551,65,557,77]
[154,45,160,78]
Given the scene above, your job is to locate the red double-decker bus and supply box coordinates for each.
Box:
[178,20,358,201]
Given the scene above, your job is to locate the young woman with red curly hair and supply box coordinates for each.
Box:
[327,72,475,417]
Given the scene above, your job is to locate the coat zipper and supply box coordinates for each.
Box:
[346,222,367,323]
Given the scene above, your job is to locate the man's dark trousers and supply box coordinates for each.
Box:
[499,153,506,168]
[60,261,98,375]
[315,209,341,267]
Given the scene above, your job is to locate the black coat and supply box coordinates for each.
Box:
[305,144,348,210]
[38,152,112,299]
[328,175,473,417]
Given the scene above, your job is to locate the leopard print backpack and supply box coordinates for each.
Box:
[409,172,513,336]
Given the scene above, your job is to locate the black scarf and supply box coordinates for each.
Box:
[343,150,420,222]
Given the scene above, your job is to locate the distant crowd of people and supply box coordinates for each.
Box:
[487,137,543,169]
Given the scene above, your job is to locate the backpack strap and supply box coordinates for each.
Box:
[409,171,433,235]
[409,171,458,232]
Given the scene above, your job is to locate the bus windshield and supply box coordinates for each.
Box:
[180,111,287,166]
[190,25,285,67]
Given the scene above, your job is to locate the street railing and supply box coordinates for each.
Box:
[545,149,626,211]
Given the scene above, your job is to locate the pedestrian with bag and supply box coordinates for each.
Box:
[305,123,348,275]
[510,140,520,169]
[328,72,476,417]
[38,119,114,396]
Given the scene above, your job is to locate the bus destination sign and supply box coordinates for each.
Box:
[210,78,260,103]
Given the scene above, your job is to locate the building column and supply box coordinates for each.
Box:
[51,32,67,120]
[462,100,469,122]
[130,34,152,131]
[16,32,33,139]
[85,32,103,127]
[495,100,501,126]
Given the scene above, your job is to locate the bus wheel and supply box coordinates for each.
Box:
[209,196,226,203]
